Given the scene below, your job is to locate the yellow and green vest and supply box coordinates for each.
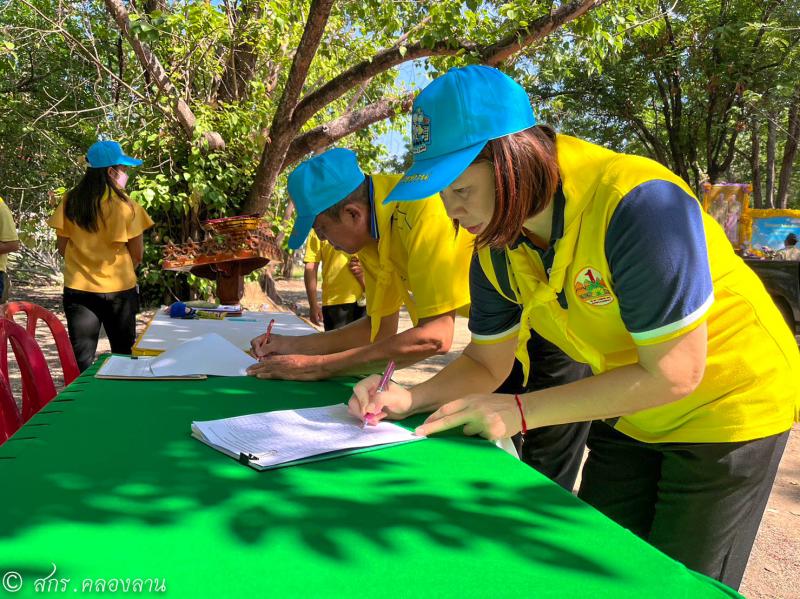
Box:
[478,135,799,443]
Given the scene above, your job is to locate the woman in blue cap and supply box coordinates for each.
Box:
[48,141,154,371]
[348,65,799,589]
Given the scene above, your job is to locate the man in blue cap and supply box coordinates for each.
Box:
[247,147,475,381]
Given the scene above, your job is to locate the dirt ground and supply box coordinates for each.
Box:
[8,277,799,598]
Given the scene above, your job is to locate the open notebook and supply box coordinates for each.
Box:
[96,332,257,379]
[192,404,425,470]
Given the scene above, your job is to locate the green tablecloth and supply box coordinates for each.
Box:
[0,360,741,598]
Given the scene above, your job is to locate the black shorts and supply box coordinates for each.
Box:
[321,302,366,331]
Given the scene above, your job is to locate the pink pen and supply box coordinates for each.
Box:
[362,360,396,428]
[265,318,275,344]
[258,319,275,361]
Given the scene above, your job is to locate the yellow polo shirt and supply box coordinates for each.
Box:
[356,174,474,340]
[48,189,154,293]
[304,230,362,306]
[0,197,19,272]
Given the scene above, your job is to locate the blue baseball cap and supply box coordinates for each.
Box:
[287,148,366,250]
[385,65,536,202]
[86,140,142,169]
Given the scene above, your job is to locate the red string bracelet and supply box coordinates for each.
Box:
[514,394,527,434]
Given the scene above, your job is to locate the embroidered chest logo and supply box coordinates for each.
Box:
[574,267,614,306]
[411,107,431,154]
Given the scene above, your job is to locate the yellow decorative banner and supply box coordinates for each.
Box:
[702,183,752,248]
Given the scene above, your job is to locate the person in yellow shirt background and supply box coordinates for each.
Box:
[0,196,20,303]
[48,141,154,371]
[303,229,366,331]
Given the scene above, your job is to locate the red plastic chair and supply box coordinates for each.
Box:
[3,301,79,387]
[0,318,57,424]
[0,369,19,444]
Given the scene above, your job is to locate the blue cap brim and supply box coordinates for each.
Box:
[384,140,486,203]
[117,155,143,167]
[287,213,315,250]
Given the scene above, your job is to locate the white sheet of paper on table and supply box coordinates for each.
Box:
[136,310,315,354]
[149,333,257,376]
[191,403,425,469]
[96,355,160,378]
[97,332,257,378]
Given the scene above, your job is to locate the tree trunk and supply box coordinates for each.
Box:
[281,251,295,278]
[689,162,702,198]
[776,85,800,209]
[243,0,336,215]
[142,0,167,13]
[766,110,777,208]
[751,113,763,208]
[274,199,296,248]
[259,267,283,306]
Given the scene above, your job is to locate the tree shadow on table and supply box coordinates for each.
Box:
[0,372,618,581]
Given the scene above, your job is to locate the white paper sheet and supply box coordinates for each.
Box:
[191,404,425,469]
[97,333,257,378]
[149,333,257,376]
[96,355,158,378]
[136,310,316,354]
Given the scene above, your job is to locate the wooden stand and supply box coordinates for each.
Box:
[189,257,269,304]
[161,216,281,304]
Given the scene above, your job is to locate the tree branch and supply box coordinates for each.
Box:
[275,0,336,125]
[244,0,336,213]
[217,0,262,103]
[291,43,465,130]
[244,0,608,215]
[17,0,157,112]
[624,109,669,165]
[481,0,607,65]
[293,0,607,131]
[103,0,198,139]
[776,83,800,208]
[283,93,415,169]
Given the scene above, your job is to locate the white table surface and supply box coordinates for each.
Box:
[133,310,316,355]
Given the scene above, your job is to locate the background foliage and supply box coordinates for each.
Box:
[1,0,798,304]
